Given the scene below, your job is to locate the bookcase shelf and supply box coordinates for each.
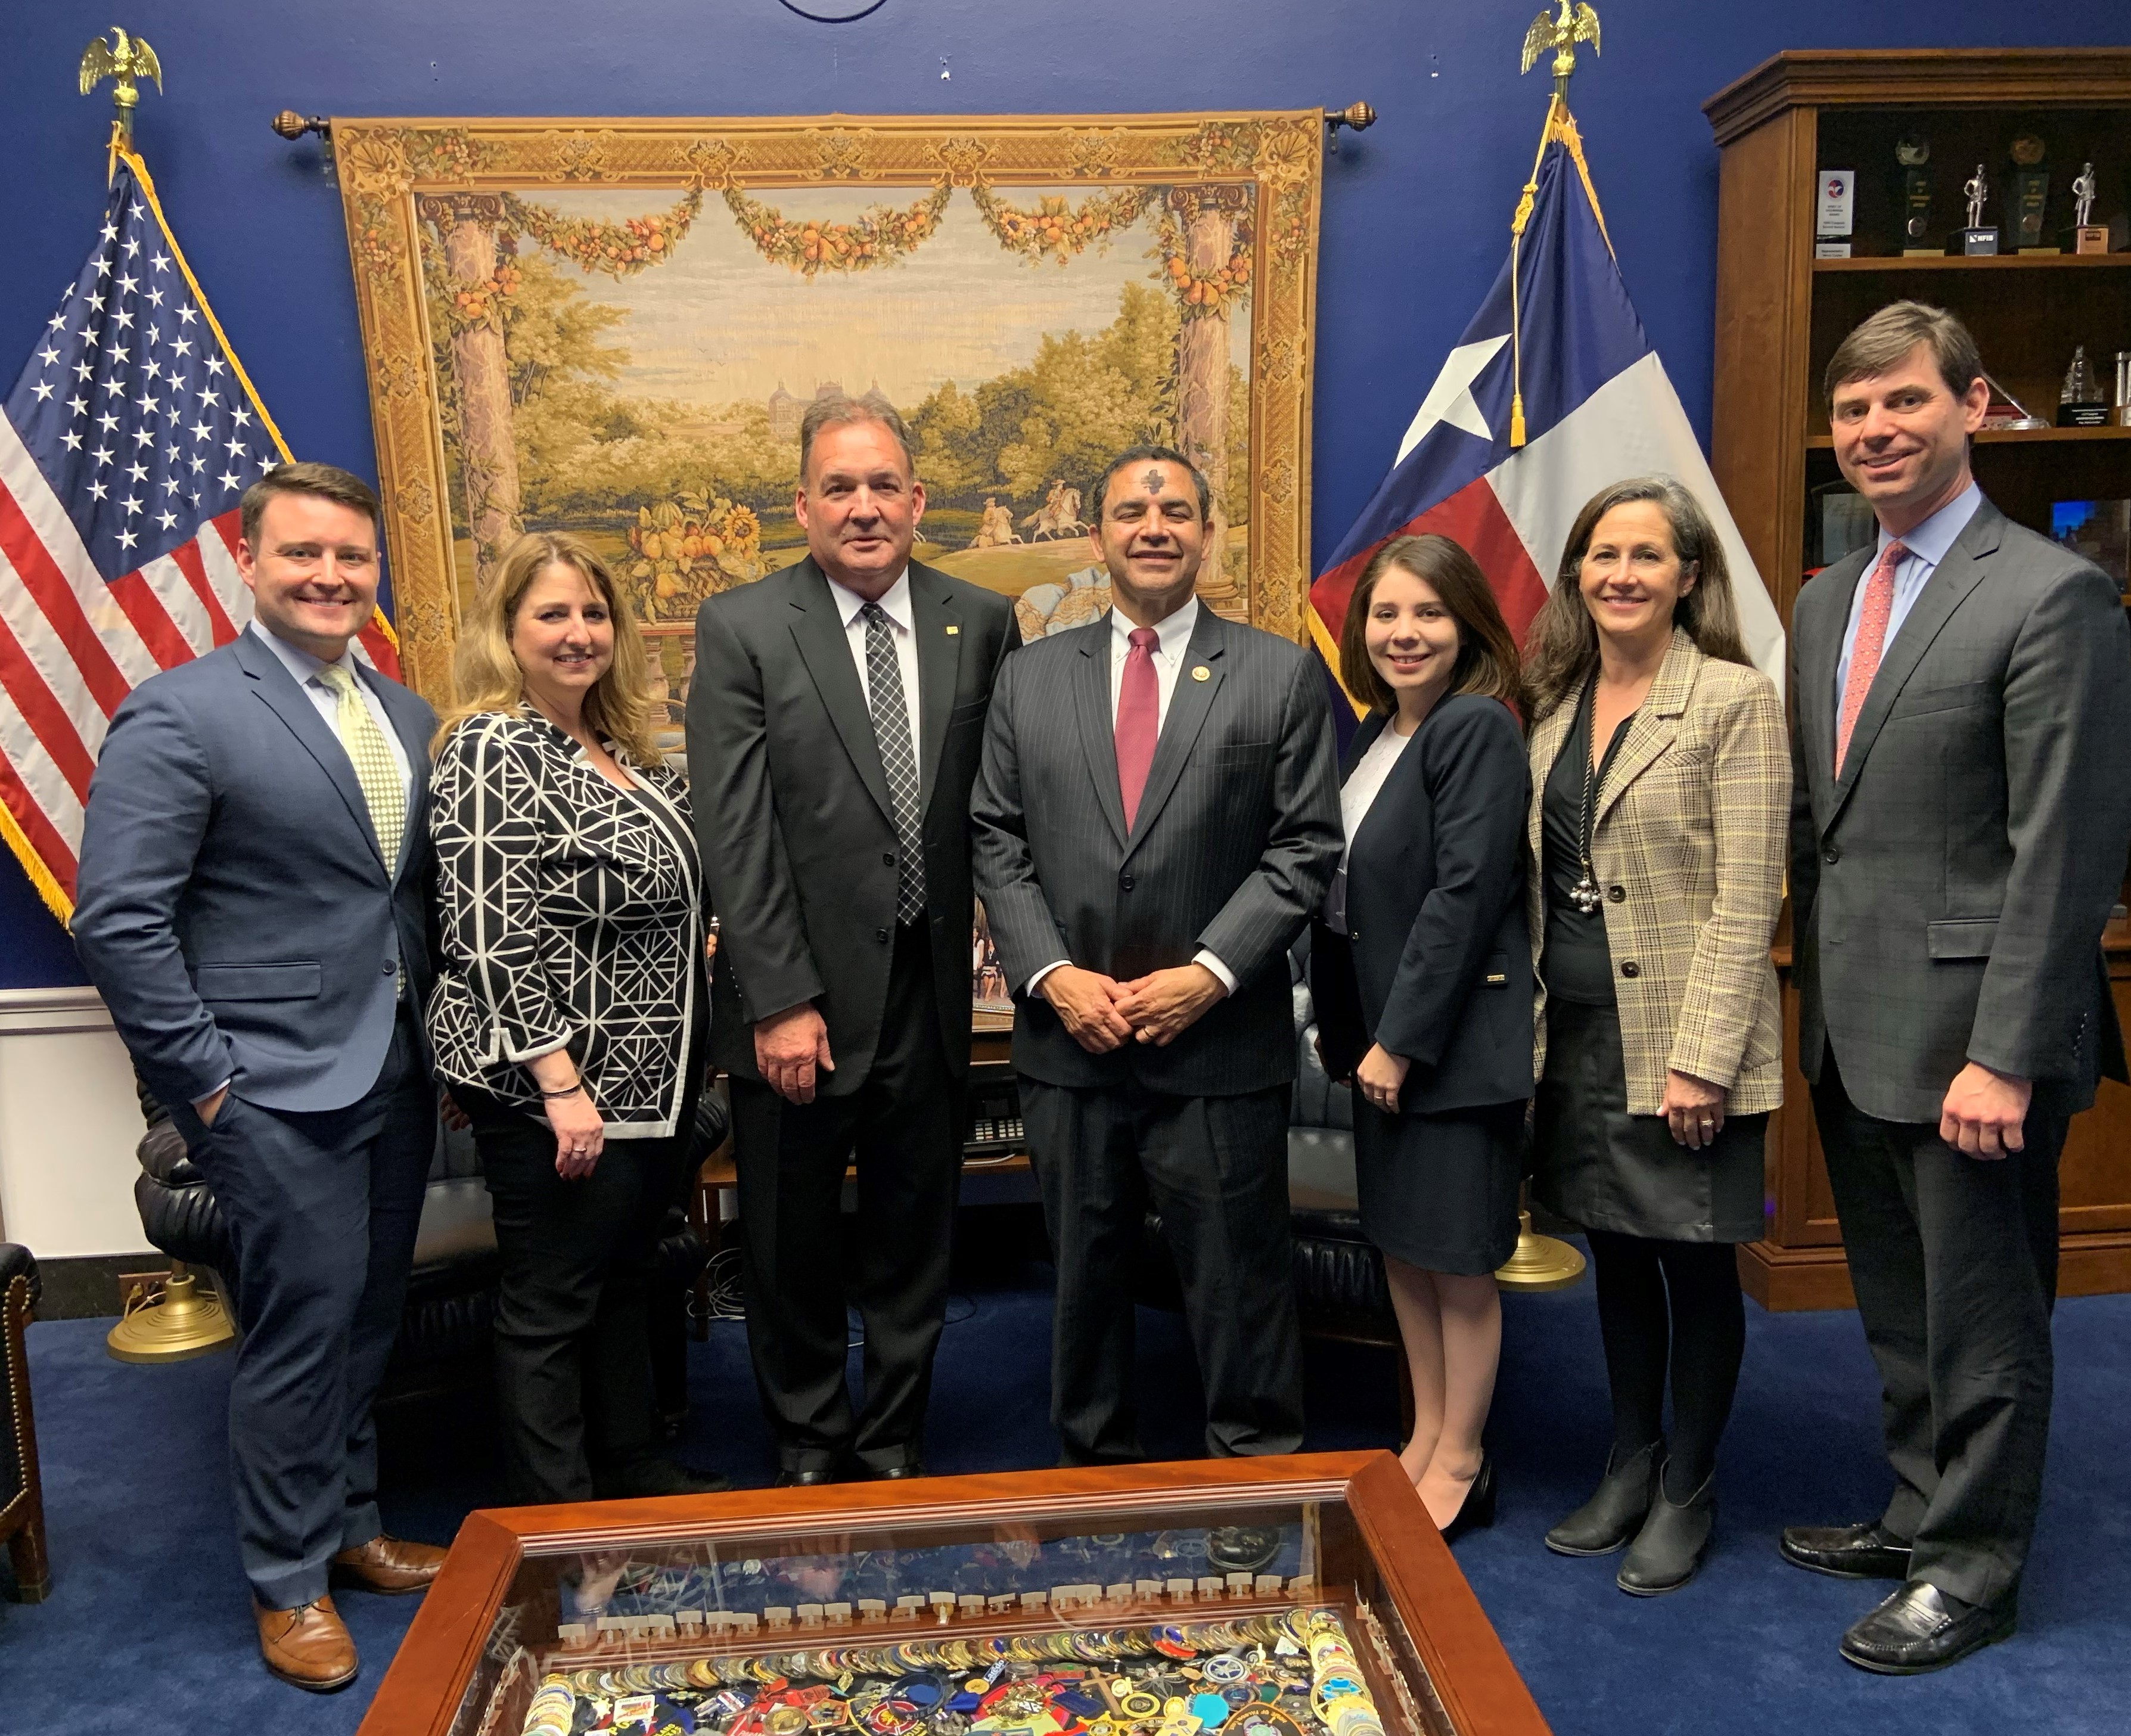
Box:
[1813,253,2131,272]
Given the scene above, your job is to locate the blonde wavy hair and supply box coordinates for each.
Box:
[431,530,664,763]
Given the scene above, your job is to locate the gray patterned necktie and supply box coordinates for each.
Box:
[861,602,926,924]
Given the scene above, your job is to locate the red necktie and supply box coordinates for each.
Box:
[1835,539,1905,776]
[1116,626,1160,828]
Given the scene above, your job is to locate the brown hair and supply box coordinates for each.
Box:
[240,461,380,548]
[1824,300,1983,406]
[1338,534,1520,714]
[1520,476,1751,723]
[798,394,915,482]
[431,530,663,764]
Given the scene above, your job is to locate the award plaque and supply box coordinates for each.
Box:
[1896,135,1935,256]
[2071,161,2109,254]
[2010,135,2054,253]
[1959,162,1998,254]
[2059,346,2110,428]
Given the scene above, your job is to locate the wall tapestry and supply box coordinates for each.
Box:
[330,112,1325,712]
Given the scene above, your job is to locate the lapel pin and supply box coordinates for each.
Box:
[945,625,959,635]
[1191,665,1210,681]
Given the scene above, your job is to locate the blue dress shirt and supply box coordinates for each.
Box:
[1834,481,1983,716]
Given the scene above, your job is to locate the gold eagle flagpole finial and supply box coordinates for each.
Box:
[80,26,163,179]
[1520,0,1600,101]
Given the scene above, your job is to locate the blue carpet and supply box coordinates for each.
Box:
[2,1256,2126,1734]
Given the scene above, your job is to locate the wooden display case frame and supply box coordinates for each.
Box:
[358,1452,1549,1736]
[1701,49,2131,1309]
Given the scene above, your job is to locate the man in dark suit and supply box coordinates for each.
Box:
[688,398,1018,1483]
[73,464,446,1692]
[971,446,1341,1466]
[1782,302,2131,1673]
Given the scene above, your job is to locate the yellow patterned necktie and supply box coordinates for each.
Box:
[316,662,406,870]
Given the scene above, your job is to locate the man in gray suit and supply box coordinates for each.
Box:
[973,446,1341,1467]
[73,464,446,1691]
[688,398,1018,1483]
[1781,302,2131,1673]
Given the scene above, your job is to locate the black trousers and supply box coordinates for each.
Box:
[458,1055,702,1505]
[1020,1076,1302,1465]
[1812,1052,2069,1608]
[728,921,963,1475]
[170,1001,433,1610]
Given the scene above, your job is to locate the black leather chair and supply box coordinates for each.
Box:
[130,1094,722,1412]
[1,1241,50,1601]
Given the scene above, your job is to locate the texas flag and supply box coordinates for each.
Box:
[1308,105,1784,705]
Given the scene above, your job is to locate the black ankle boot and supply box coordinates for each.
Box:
[1545,1439,1662,1557]
[1616,1460,1716,1595]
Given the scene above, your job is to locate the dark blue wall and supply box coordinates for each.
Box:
[4,0,2126,986]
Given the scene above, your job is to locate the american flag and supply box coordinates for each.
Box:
[0,148,399,919]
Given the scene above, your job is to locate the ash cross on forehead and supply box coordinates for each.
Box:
[1141,466,1167,493]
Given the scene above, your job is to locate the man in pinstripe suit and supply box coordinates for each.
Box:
[973,448,1341,1464]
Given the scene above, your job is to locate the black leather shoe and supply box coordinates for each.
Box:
[1546,1440,1661,1557]
[1440,1456,1496,1545]
[1780,1520,1913,1580]
[775,1467,840,1487]
[596,1459,732,1498]
[1616,1462,1713,1595]
[1840,1581,2017,1675]
[873,1462,926,1481]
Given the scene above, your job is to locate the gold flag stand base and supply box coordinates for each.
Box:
[106,1265,234,1364]
[1495,1209,1588,1292]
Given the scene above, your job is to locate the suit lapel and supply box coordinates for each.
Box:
[1593,631,1697,826]
[1829,505,2003,821]
[785,558,894,825]
[1071,622,1130,850]
[235,630,386,872]
[1800,546,1870,810]
[908,562,959,818]
[1526,700,1573,864]
[1125,605,1225,859]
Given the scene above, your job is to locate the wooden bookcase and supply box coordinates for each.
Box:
[1702,49,2131,1309]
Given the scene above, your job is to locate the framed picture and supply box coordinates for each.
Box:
[330,111,1327,714]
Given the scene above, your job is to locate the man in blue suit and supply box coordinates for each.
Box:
[73,463,446,1692]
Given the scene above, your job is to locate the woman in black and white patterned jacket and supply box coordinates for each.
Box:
[427,529,722,1504]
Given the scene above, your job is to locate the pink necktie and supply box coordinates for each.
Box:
[1835,540,1905,776]
[1116,626,1160,828]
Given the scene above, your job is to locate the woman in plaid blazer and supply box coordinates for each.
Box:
[1521,477,1788,1596]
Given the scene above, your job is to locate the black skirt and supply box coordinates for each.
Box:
[1354,1098,1524,1277]
[1532,998,1766,1244]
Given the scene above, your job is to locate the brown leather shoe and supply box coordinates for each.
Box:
[254,1594,358,1692]
[330,1533,448,1595]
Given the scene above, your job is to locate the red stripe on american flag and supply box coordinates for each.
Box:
[107,569,196,670]
[0,605,95,803]
[165,537,237,646]
[0,482,136,718]
[0,749,78,900]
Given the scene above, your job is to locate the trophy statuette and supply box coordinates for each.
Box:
[2071,162,2109,254]
[1959,162,1998,255]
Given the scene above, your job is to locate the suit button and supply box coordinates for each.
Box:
[883,852,895,867]
[1607,885,1626,903]
[381,961,394,975]
[875,927,891,943]
[1824,844,1840,864]
[1620,961,1640,979]
[1120,872,1135,890]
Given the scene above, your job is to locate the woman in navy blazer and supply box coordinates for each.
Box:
[1312,533,1532,1540]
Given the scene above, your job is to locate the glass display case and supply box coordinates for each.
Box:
[360,1454,1548,1736]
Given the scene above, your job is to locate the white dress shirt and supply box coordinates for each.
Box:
[1026,597,1235,997]
[247,619,414,809]
[1324,723,1412,929]
[1835,480,1983,716]
[824,567,924,784]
